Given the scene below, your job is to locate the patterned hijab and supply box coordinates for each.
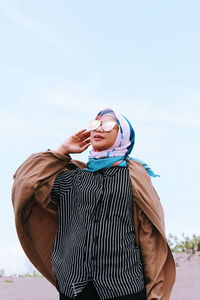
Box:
[85,108,160,177]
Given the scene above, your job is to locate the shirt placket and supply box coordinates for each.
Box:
[90,173,106,269]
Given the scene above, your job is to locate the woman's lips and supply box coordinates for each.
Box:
[93,135,104,141]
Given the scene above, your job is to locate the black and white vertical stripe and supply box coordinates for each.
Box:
[50,166,145,300]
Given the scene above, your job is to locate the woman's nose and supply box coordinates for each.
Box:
[95,125,104,132]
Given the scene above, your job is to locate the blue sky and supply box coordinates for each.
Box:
[1,0,200,275]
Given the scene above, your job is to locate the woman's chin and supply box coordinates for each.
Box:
[92,142,107,152]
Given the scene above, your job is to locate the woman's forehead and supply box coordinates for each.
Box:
[98,115,116,122]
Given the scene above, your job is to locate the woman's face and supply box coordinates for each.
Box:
[90,115,119,151]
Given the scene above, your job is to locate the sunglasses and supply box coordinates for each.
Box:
[89,120,118,132]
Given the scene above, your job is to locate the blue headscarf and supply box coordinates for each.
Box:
[85,108,160,178]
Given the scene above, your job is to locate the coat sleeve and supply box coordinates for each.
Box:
[126,160,175,300]
[12,151,75,215]
[11,150,86,285]
[137,206,168,300]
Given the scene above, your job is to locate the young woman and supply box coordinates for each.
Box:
[12,108,175,300]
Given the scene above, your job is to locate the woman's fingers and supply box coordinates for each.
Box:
[74,129,88,137]
[73,129,91,142]
[80,138,91,147]
[79,130,91,139]
[76,130,91,141]
[80,141,91,151]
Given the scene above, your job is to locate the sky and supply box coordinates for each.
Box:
[0,0,200,275]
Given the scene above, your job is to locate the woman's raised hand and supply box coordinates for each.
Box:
[56,129,91,155]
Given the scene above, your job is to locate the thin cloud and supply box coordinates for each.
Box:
[27,86,200,129]
[1,1,77,61]
[133,105,200,129]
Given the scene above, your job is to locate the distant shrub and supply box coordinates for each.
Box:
[167,233,200,253]
[18,271,42,278]
[4,279,14,283]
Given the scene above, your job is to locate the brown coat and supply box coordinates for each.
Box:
[11,151,176,300]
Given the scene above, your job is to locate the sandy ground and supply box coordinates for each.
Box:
[0,276,59,300]
[0,252,200,300]
[170,252,200,300]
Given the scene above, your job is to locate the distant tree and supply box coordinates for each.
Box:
[23,258,41,277]
[197,241,200,252]
[0,269,5,277]
[168,233,200,253]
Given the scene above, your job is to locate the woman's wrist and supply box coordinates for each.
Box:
[56,145,70,156]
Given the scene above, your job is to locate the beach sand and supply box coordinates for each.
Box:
[170,252,200,300]
[0,252,199,300]
[0,276,58,300]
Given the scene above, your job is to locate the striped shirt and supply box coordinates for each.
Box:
[50,165,145,299]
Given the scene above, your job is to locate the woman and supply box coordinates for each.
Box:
[12,108,175,300]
